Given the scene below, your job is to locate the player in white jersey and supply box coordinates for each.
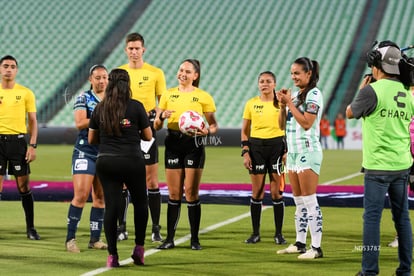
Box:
[285,88,323,154]
[276,57,324,259]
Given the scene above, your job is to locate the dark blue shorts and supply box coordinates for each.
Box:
[71,146,97,175]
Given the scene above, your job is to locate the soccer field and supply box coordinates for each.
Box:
[0,201,405,276]
[27,145,365,185]
[1,145,406,275]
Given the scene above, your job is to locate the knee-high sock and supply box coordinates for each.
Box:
[148,188,161,228]
[188,200,201,243]
[166,199,181,242]
[250,198,262,236]
[66,204,83,241]
[21,191,34,229]
[90,207,104,243]
[302,194,323,248]
[272,197,285,236]
[118,189,129,230]
[294,196,308,244]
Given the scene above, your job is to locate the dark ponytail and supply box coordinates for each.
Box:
[294,57,319,105]
[258,71,280,108]
[183,59,201,87]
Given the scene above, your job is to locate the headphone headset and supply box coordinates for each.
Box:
[366,40,414,87]
[366,40,400,69]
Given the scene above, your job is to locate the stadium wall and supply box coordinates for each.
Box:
[38,127,241,147]
[38,126,362,149]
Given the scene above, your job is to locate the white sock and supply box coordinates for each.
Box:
[302,194,323,248]
[293,196,308,245]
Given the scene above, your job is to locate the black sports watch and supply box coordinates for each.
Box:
[29,144,37,148]
[241,149,249,157]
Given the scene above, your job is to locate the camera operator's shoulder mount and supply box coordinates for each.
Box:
[366,40,414,88]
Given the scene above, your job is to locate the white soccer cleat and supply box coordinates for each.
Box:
[66,238,80,253]
[388,237,398,248]
[297,247,323,259]
[277,243,306,254]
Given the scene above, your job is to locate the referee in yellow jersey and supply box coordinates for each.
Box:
[154,59,218,250]
[241,71,286,245]
[117,33,167,242]
[0,55,40,240]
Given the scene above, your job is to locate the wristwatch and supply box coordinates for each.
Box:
[29,144,37,148]
[241,149,249,157]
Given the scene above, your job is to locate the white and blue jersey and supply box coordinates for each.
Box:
[71,90,101,175]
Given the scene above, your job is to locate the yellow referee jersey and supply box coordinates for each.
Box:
[159,87,216,131]
[242,96,284,139]
[0,83,36,134]
[119,63,166,112]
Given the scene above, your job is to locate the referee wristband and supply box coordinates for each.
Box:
[159,112,165,121]
[241,140,250,148]
[241,149,249,157]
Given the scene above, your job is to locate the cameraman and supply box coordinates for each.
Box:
[346,41,414,276]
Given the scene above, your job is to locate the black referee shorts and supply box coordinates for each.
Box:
[164,130,205,169]
[248,136,285,175]
[0,134,30,176]
[142,124,159,165]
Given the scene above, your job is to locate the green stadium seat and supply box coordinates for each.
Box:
[48,0,412,128]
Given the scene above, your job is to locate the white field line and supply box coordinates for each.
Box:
[320,172,363,186]
[80,206,270,276]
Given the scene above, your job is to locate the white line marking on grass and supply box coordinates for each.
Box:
[81,207,270,276]
[321,172,363,185]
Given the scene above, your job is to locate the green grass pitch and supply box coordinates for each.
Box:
[1,145,405,275]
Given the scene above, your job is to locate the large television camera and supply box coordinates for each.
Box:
[366,41,414,87]
[399,45,414,87]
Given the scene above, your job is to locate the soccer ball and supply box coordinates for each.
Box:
[179,110,205,135]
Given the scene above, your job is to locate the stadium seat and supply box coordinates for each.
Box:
[44,0,412,127]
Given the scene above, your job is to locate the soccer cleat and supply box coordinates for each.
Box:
[157,240,175,249]
[117,231,128,241]
[106,255,120,268]
[277,242,306,254]
[274,234,287,245]
[245,234,261,244]
[27,228,40,240]
[191,241,202,250]
[388,236,398,248]
[66,238,80,253]
[131,245,145,265]
[298,246,323,259]
[88,240,108,250]
[151,225,163,242]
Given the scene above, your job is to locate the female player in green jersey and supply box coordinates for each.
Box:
[276,57,324,259]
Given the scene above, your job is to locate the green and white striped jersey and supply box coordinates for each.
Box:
[285,88,323,153]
